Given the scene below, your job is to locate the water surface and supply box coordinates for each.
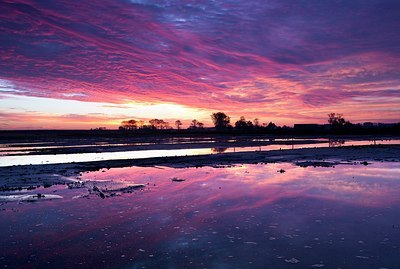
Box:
[0,139,399,167]
[1,162,399,268]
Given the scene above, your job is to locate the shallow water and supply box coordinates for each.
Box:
[1,162,399,268]
[0,136,220,155]
[0,139,399,167]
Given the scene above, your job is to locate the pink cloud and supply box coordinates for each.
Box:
[0,0,399,128]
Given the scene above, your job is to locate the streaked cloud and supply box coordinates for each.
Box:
[0,0,399,128]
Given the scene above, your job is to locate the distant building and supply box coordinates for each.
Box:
[362,122,375,128]
[362,122,398,129]
[377,123,397,128]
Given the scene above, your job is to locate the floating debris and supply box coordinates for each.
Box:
[115,184,145,192]
[87,181,145,199]
[171,177,186,182]
[296,161,337,168]
[278,169,286,173]
[67,181,85,189]
[34,193,45,198]
[72,194,90,199]
[92,185,106,199]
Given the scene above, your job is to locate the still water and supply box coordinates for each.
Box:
[0,139,399,167]
[1,162,399,268]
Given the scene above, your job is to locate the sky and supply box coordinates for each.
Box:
[0,0,400,129]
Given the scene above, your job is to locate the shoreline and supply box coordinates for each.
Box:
[1,144,399,190]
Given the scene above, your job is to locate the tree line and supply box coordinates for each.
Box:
[119,112,277,131]
[115,112,399,135]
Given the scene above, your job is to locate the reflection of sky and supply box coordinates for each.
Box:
[80,163,400,207]
[0,148,212,166]
[1,163,400,268]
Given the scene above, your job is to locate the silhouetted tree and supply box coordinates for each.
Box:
[235,116,254,129]
[138,120,145,128]
[328,113,351,129]
[328,113,344,125]
[265,122,277,130]
[148,119,158,129]
[189,119,204,129]
[253,118,260,127]
[92,127,107,130]
[211,112,230,129]
[120,119,139,130]
[190,119,199,128]
[175,120,182,129]
[149,119,170,129]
